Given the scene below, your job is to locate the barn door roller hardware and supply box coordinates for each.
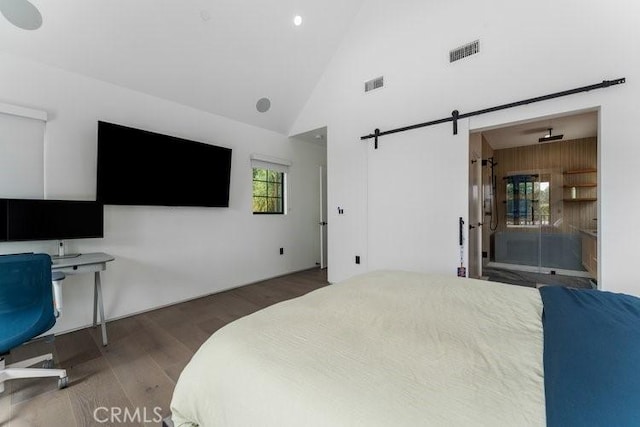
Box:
[361,78,626,149]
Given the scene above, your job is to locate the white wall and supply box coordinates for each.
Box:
[291,0,640,296]
[0,111,45,198]
[0,53,326,334]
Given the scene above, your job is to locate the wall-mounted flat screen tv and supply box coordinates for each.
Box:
[96,121,232,207]
[0,198,103,242]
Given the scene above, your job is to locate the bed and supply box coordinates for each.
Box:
[170,270,640,426]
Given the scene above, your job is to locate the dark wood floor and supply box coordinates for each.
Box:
[0,268,328,426]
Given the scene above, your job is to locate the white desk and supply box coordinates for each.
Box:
[51,252,114,346]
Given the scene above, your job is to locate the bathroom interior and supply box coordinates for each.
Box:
[471,110,598,289]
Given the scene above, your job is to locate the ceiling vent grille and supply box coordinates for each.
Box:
[365,76,384,92]
[449,40,479,63]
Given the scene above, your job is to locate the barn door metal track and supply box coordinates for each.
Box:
[361,78,626,149]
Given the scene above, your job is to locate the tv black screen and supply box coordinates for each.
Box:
[0,199,6,241]
[1,199,104,242]
[97,121,232,207]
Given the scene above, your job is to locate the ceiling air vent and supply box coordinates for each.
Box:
[365,76,384,93]
[449,40,480,63]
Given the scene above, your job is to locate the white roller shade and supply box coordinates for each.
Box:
[250,153,291,173]
[0,106,47,198]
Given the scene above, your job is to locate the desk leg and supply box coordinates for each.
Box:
[94,271,108,346]
[93,279,98,327]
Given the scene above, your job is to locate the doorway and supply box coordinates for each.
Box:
[469,110,598,289]
[319,165,328,269]
[289,126,328,271]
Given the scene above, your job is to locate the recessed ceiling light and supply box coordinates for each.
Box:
[293,15,302,26]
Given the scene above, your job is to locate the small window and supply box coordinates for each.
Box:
[252,167,285,214]
[505,174,550,227]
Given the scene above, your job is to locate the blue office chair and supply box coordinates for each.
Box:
[0,253,68,393]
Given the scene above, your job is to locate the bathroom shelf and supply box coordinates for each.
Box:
[563,198,597,202]
[563,168,597,175]
[563,169,597,201]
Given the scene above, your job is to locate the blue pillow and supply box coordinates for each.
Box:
[540,286,640,426]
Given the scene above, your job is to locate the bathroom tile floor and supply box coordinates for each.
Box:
[482,266,593,289]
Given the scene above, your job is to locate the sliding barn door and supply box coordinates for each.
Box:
[366,125,468,275]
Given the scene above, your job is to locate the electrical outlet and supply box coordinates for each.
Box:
[355,255,360,264]
[279,248,284,255]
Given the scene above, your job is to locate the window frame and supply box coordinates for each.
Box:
[504,173,550,228]
[252,167,286,215]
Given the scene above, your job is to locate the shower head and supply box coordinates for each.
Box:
[539,128,564,143]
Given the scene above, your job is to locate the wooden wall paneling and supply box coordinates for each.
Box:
[483,137,597,258]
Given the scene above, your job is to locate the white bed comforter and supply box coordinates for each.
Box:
[171,271,545,426]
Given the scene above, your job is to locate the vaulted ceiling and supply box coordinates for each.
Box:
[0,0,365,134]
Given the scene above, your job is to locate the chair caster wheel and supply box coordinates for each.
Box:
[58,376,69,389]
[43,359,54,369]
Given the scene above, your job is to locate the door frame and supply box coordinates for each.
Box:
[319,165,328,269]
[468,133,483,278]
[467,106,600,287]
